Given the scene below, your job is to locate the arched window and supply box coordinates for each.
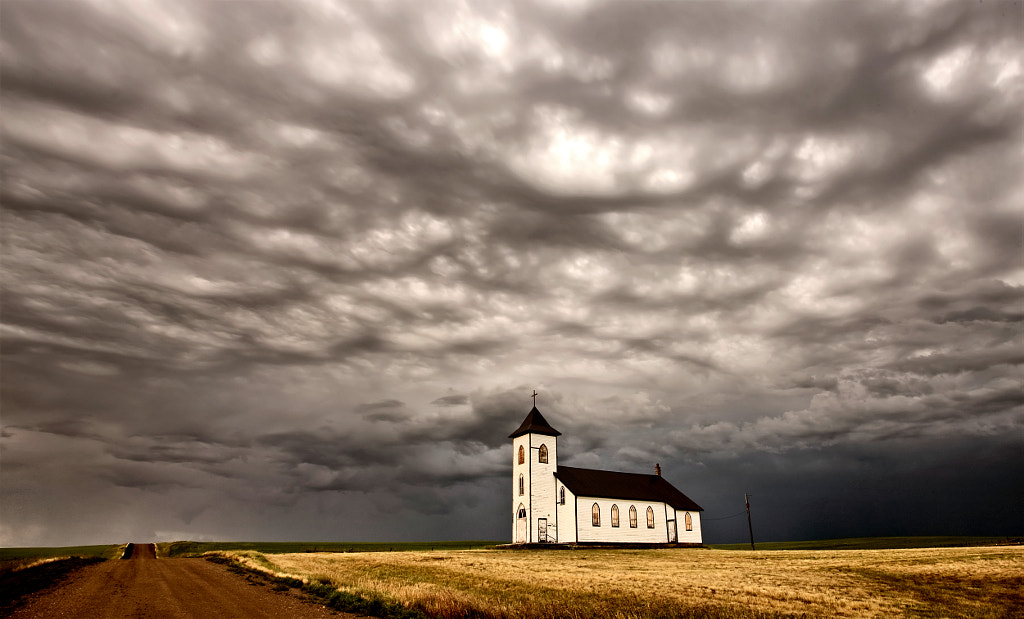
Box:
[646,506,655,528]
[685,512,693,531]
[538,444,548,463]
[518,445,524,465]
[515,504,527,544]
[519,474,524,496]
[629,505,638,528]
[592,503,601,526]
[559,487,565,505]
[611,504,620,527]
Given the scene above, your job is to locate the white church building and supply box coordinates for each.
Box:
[511,405,703,545]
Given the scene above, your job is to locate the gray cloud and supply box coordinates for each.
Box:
[2,0,1021,546]
[431,393,469,407]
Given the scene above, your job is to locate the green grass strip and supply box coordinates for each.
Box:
[0,545,123,562]
[708,535,1020,551]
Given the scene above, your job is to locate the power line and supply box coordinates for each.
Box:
[703,509,748,521]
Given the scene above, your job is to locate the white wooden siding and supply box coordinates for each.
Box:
[511,435,529,542]
[529,434,557,543]
[574,496,675,543]
[555,483,577,543]
[674,509,703,544]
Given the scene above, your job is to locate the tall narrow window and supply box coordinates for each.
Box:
[518,445,524,465]
[592,503,601,526]
[611,504,620,527]
[519,474,524,496]
[538,444,548,463]
[516,505,527,544]
[559,487,565,505]
[646,506,655,528]
[629,505,638,528]
[685,512,693,531]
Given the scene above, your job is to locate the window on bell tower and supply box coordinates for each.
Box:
[518,445,524,465]
[538,444,548,463]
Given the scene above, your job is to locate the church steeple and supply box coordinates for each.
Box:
[511,396,560,544]
[508,405,561,439]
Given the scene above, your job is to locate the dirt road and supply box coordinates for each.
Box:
[9,543,351,618]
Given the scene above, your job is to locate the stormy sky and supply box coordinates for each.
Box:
[1,0,1021,547]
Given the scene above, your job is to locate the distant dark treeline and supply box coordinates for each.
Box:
[163,540,504,557]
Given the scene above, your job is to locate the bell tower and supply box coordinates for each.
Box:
[509,393,560,544]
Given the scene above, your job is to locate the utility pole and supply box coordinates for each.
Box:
[745,493,755,551]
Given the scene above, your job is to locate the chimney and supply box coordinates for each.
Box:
[655,463,662,477]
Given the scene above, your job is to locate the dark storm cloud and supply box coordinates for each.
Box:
[431,394,470,407]
[2,0,1021,545]
[356,399,406,414]
[889,347,1024,376]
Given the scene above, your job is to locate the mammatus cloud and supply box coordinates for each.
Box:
[1,0,1021,546]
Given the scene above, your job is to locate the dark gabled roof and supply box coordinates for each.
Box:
[508,407,562,438]
[555,465,703,512]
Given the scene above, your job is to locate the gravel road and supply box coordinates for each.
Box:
[8,543,351,618]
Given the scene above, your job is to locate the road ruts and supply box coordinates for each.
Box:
[9,543,350,618]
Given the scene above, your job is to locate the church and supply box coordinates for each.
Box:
[511,404,703,545]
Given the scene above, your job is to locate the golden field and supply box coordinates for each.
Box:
[228,545,1023,618]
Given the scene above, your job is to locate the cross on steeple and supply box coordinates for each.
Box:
[531,390,538,407]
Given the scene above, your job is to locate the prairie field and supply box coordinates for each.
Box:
[0,544,124,576]
[227,545,1024,618]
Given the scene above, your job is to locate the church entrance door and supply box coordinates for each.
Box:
[516,506,527,543]
[538,518,547,542]
[668,519,677,543]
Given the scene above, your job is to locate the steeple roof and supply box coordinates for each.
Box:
[508,406,562,438]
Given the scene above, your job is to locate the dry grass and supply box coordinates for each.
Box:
[227,545,1024,618]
